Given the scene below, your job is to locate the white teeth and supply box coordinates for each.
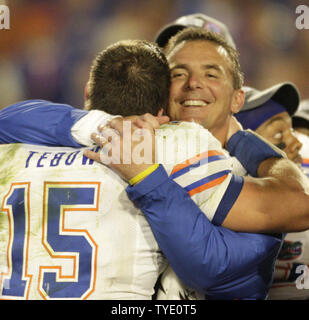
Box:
[182,100,208,106]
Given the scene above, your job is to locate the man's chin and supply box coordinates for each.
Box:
[179,117,203,125]
[292,155,303,166]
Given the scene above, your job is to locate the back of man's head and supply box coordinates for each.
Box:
[86,40,170,116]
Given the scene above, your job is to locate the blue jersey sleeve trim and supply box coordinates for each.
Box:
[212,175,244,226]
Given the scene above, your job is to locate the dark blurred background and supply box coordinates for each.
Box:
[0,0,308,109]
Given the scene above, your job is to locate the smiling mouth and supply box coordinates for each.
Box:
[181,100,209,107]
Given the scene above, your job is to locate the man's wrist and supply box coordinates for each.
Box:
[71,110,121,146]
[126,165,169,200]
[129,164,160,185]
[227,130,285,177]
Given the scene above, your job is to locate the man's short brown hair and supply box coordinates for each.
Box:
[86,40,170,116]
[164,27,244,90]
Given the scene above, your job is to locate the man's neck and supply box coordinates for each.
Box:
[210,127,228,148]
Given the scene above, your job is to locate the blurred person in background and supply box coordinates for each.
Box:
[235,83,303,165]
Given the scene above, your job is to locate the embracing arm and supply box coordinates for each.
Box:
[221,129,309,233]
[0,100,86,146]
[222,158,309,232]
[0,100,118,147]
[85,114,309,233]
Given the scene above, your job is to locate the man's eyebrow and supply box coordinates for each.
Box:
[266,115,291,127]
[268,117,284,125]
[170,63,223,72]
[170,63,188,70]
[202,64,223,73]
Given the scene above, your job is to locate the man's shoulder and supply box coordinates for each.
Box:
[159,120,207,132]
[0,143,100,171]
[158,121,221,147]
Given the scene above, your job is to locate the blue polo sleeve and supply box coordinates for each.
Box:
[0,100,87,147]
[126,165,281,298]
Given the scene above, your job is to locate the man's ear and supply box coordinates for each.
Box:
[84,82,90,110]
[231,89,245,114]
[84,81,91,101]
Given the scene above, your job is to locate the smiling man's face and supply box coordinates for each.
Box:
[167,39,243,144]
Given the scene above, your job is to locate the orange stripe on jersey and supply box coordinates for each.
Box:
[302,158,309,164]
[171,150,225,175]
[188,174,228,197]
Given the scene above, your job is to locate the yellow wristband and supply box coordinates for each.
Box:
[129,164,160,185]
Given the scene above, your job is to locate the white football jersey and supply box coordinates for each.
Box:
[0,143,167,300]
[156,122,235,222]
[0,122,234,300]
[153,122,241,300]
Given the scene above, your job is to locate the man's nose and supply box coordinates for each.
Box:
[185,74,204,90]
[285,132,303,158]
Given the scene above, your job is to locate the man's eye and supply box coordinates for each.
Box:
[207,73,217,78]
[172,73,185,78]
[273,132,283,140]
